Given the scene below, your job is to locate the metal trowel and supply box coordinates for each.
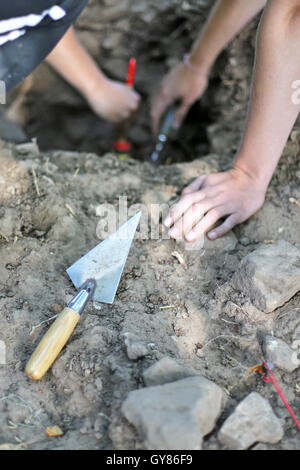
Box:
[25,212,141,381]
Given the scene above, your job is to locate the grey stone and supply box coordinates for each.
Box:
[218,392,283,450]
[263,335,300,372]
[143,357,197,386]
[231,240,300,312]
[123,332,153,360]
[122,376,225,450]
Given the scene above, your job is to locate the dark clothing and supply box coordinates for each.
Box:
[0,0,88,91]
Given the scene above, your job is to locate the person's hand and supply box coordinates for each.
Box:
[151,62,208,134]
[163,167,267,242]
[85,77,140,123]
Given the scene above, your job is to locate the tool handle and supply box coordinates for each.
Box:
[126,58,137,87]
[160,104,177,136]
[25,307,80,381]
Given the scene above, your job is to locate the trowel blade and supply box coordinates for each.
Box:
[66,212,141,304]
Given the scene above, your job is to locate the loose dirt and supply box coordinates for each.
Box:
[0,0,299,450]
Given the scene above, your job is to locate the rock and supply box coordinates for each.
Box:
[122,376,225,450]
[263,335,300,372]
[143,357,197,386]
[123,332,153,360]
[231,240,300,313]
[218,392,283,450]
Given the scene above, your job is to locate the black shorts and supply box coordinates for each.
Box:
[0,0,88,91]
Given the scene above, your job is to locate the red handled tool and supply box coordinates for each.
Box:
[126,57,137,87]
[112,58,137,153]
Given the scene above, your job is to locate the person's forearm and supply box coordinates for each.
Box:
[189,0,267,73]
[46,26,106,96]
[235,0,300,188]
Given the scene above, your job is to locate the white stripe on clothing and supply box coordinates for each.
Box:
[0,5,66,35]
[0,29,25,46]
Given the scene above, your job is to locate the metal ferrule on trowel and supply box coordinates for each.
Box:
[68,279,95,314]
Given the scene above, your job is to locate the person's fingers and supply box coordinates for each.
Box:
[173,101,191,129]
[130,90,141,106]
[207,213,240,240]
[184,206,228,242]
[164,192,207,228]
[113,109,130,122]
[168,198,216,239]
[164,185,223,229]
[182,176,205,195]
[132,90,141,100]
[130,100,139,111]
[106,111,119,123]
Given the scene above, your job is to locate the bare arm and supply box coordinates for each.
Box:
[236,0,300,189]
[151,0,267,132]
[189,0,267,72]
[46,27,140,123]
[164,0,300,242]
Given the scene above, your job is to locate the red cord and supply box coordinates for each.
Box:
[263,361,300,432]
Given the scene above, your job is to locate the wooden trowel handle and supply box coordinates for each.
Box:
[25,308,80,381]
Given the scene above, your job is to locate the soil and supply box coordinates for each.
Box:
[0,0,300,451]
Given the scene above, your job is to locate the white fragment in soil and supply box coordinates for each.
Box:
[92,301,102,311]
[171,251,186,266]
[218,392,283,450]
[231,240,300,313]
[123,332,153,360]
[263,335,300,372]
[122,376,225,450]
[143,357,197,386]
